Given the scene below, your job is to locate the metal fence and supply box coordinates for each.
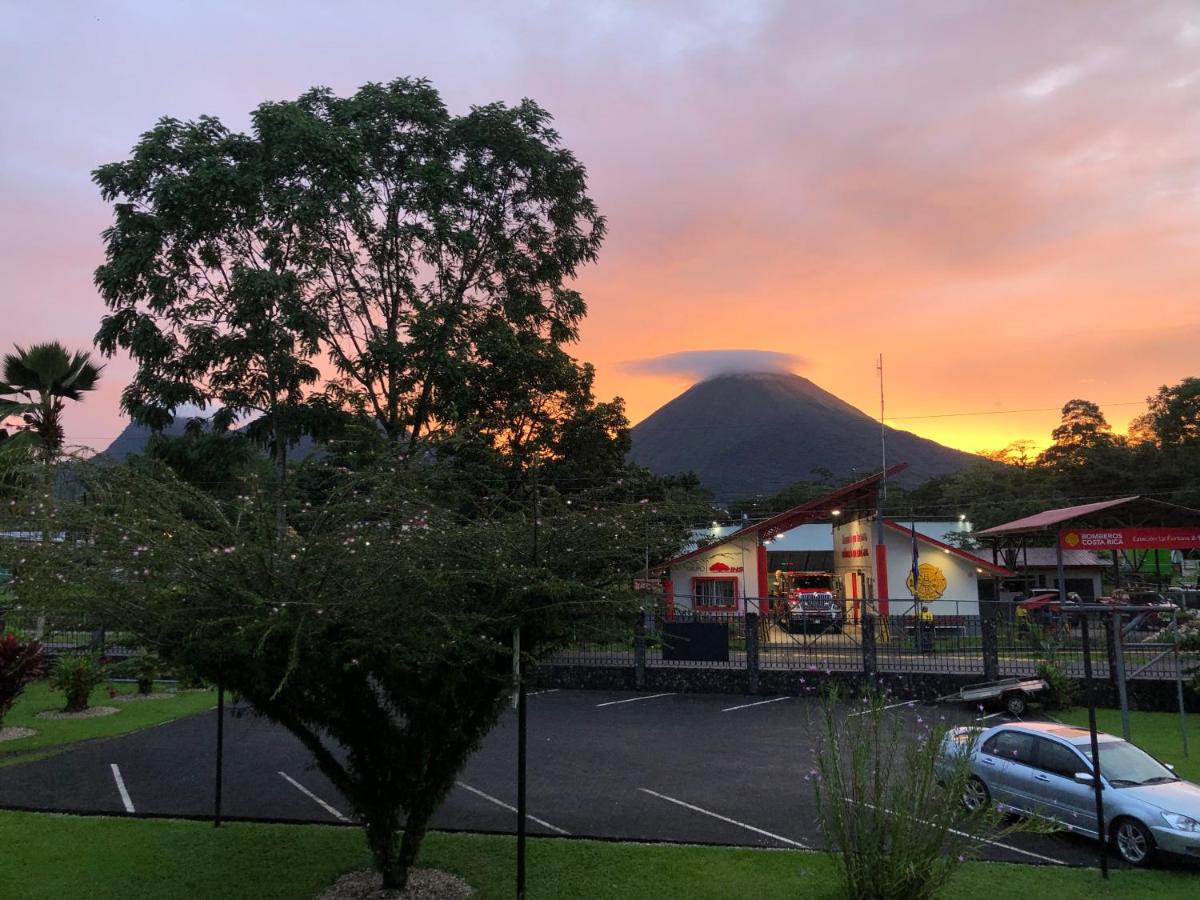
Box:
[547,597,1196,685]
[0,609,139,658]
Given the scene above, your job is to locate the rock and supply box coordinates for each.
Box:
[316,868,473,900]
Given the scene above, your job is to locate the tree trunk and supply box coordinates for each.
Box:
[365,811,406,891]
[395,803,434,891]
[274,436,288,542]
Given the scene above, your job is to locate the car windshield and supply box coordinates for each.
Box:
[1080,740,1177,786]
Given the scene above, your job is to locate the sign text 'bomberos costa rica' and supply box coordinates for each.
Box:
[1059,527,1200,550]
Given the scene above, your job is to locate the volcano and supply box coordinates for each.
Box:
[627,372,975,499]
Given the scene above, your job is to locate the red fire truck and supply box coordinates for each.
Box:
[773,570,844,633]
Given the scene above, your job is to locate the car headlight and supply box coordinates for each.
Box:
[1161,812,1200,832]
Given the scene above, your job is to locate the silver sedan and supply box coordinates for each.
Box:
[939,720,1200,865]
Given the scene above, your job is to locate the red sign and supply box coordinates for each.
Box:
[1059,527,1200,550]
[708,561,744,573]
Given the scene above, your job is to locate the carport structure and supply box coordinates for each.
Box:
[974,495,1200,596]
[975,497,1200,878]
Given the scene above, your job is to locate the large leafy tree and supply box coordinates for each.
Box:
[0,343,102,465]
[94,78,608,513]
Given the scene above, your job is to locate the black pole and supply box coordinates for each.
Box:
[516,458,537,900]
[1079,614,1108,878]
[516,660,528,900]
[214,682,224,828]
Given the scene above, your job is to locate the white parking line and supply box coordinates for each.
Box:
[527,689,560,697]
[456,781,570,835]
[278,771,350,822]
[847,698,921,717]
[849,798,1066,865]
[723,696,789,713]
[595,692,675,708]
[110,764,134,813]
[638,788,808,848]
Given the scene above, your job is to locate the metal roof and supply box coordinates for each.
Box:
[973,497,1141,536]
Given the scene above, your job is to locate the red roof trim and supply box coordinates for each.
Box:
[882,519,1013,576]
[656,464,908,570]
[756,463,908,541]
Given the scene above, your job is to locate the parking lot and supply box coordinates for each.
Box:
[0,689,1153,868]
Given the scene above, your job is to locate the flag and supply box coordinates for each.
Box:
[910,518,920,598]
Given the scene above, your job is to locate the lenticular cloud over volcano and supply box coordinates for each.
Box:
[620,349,806,381]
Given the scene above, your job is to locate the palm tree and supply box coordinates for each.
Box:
[0,343,102,465]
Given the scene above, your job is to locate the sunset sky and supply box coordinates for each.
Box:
[3,1,1199,456]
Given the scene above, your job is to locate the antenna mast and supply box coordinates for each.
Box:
[877,353,887,500]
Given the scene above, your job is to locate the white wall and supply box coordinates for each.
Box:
[831,516,876,602]
[884,527,982,616]
[666,531,763,615]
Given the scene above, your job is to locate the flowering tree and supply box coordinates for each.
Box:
[1,457,694,889]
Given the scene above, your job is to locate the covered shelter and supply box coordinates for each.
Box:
[974,496,1200,595]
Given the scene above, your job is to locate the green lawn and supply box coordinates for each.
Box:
[0,810,1196,899]
[1,680,216,766]
[1059,707,1200,782]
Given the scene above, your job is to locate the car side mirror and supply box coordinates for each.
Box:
[1074,772,1094,784]
[1166,763,1175,772]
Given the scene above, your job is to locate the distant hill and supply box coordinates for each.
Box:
[627,372,976,499]
[102,419,191,461]
[102,419,315,462]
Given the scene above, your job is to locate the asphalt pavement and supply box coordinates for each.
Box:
[0,689,1151,868]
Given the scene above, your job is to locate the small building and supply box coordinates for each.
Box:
[987,547,1108,601]
[657,467,1009,619]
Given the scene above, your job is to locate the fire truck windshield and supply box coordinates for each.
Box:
[781,573,831,590]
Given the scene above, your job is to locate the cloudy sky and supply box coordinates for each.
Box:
[4,1,1199,454]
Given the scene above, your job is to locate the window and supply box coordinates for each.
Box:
[1035,738,1087,779]
[988,730,1035,765]
[693,577,737,609]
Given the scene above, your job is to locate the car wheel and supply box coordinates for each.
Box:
[1112,817,1154,866]
[962,776,989,812]
[1004,693,1027,717]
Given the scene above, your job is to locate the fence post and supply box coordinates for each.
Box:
[745,611,760,695]
[1108,611,1131,740]
[861,612,877,687]
[633,611,647,691]
[90,625,106,656]
[981,605,999,681]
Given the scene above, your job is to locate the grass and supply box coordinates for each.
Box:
[1059,707,1200,782]
[0,680,216,766]
[0,809,1196,899]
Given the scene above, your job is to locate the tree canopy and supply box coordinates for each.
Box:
[0,342,102,465]
[93,78,606,479]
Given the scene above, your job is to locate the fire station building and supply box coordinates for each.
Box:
[657,466,1009,619]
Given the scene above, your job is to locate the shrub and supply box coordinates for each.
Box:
[0,631,46,727]
[811,689,1028,900]
[48,655,106,713]
[1027,625,1079,711]
[112,654,160,694]
[1035,658,1079,711]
